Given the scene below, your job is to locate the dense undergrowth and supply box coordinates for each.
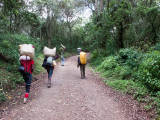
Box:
[90,45,160,116]
[0,34,45,103]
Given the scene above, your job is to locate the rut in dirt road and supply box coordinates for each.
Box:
[2,55,132,120]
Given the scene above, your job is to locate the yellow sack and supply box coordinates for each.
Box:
[53,60,56,66]
[80,52,87,65]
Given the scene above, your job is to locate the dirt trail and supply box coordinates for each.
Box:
[1,55,149,120]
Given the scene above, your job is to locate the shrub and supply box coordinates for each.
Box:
[90,50,104,67]
[114,65,132,79]
[90,50,98,60]
[0,33,41,64]
[117,48,141,68]
[95,54,134,79]
[138,50,160,91]
[96,56,118,71]
[150,43,160,51]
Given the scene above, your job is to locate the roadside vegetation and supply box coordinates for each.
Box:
[90,46,160,116]
[0,0,160,118]
[84,1,160,118]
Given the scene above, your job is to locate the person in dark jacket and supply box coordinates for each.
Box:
[42,54,59,88]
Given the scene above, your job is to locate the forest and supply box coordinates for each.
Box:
[0,0,160,117]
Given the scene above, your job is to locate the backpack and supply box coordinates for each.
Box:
[80,52,87,65]
[46,57,53,66]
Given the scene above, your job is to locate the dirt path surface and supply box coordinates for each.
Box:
[1,55,150,120]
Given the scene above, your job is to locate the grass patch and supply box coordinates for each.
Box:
[105,79,131,93]
[90,65,160,117]
[0,65,23,90]
[0,92,6,104]
[104,79,149,97]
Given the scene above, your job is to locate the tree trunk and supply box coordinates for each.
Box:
[10,14,12,33]
[100,0,103,12]
[152,23,157,45]
[150,0,153,7]
[67,17,72,45]
[95,0,98,13]
[118,22,124,49]
[107,0,109,11]
[14,14,17,33]
[40,26,42,42]
[69,25,72,42]
[47,5,51,47]
[130,0,135,7]
[145,0,148,6]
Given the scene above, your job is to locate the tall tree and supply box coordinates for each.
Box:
[100,0,103,11]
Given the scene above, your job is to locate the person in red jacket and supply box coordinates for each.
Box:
[20,58,34,104]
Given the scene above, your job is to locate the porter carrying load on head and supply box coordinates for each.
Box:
[19,44,35,60]
[18,44,35,104]
[42,46,59,88]
[43,46,56,57]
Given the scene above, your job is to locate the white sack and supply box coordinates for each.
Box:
[43,46,56,57]
[19,44,35,60]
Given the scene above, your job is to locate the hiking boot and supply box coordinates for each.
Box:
[24,93,29,104]
[83,76,86,79]
[24,98,27,104]
[47,83,51,88]
[81,76,83,79]
[47,77,51,88]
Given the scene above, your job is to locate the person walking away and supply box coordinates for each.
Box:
[42,54,59,88]
[19,56,34,104]
[77,48,87,79]
[60,44,66,66]
[21,58,34,103]
[18,44,35,104]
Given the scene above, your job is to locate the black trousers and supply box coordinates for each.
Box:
[46,67,54,78]
[22,73,32,93]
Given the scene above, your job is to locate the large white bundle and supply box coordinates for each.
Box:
[19,44,35,60]
[43,46,56,57]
